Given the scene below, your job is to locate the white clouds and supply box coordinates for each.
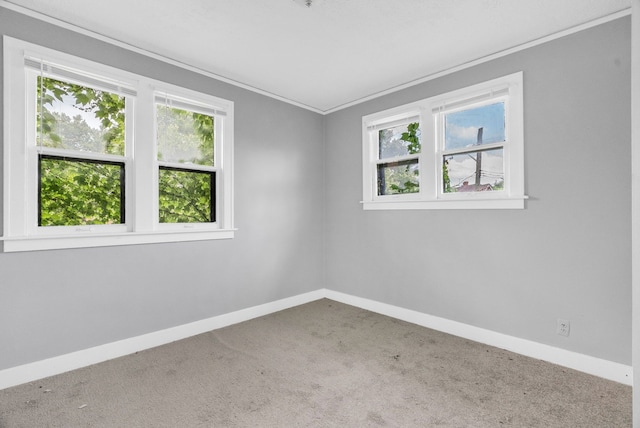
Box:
[448,150,503,187]
[446,124,479,147]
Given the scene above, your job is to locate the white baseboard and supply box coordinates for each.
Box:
[0,288,631,390]
[0,289,325,390]
[324,290,632,386]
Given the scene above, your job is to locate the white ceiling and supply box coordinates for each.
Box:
[3,0,631,113]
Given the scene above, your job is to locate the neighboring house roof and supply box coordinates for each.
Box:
[456,181,493,192]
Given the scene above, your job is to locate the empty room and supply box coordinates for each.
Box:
[0,0,638,426]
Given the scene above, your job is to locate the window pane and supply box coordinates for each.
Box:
[378,122,421,159]
[37,77,126,156]
[444,102,505,150]
[443,148,504,193]
[159,168,215,223]
[157,105,214,167]
[39,156,124,226]
[377,159,419,196]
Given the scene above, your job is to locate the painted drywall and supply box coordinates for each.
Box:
[0,7,325,370]
[0,7,632,377]
[324,17,632,365]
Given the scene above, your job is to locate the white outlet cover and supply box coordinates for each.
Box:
[557,318,571,337]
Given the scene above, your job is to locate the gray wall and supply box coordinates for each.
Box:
[324,17,632,365]
[0,8,632,372]
[0,8,325,370]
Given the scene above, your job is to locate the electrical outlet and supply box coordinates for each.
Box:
[557,318,570,337]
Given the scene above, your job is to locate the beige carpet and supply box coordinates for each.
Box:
[0,299,631,427]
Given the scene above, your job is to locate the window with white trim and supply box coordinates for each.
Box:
[154,92,224,226]
[362,72,525,210]
[2,37,234,252]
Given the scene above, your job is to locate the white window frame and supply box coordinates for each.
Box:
[2,37,235,252]
[153,87,231,230]
[362,72,526,210]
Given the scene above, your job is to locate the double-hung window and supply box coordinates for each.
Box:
[154,92,225,226]
[3,37,234,252]
[362,72,525,210]
[375,116,421,196]
[34,67,132,230]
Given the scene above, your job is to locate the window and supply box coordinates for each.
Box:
[362,73,525,210]
[155,94,221,225]
[2,37,234,252]
[35,73,129,230]
[377,121,421,196]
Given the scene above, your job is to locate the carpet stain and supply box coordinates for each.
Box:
[367,411,387,426]
[342,360,354,369]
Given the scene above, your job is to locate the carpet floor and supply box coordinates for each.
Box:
[0,299,632,427]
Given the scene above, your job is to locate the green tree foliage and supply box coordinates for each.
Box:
[401,122,420,154]
[37,77,126,226]
[37,77,215,226]
[159,169,213,223]
[40,158,123,226]
[156,105,215,222]
[156,105,214,165]
[380,122,421,195]
[443,157,452,193]
[37,77,125,155]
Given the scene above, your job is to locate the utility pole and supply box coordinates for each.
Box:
[475,127,483,187]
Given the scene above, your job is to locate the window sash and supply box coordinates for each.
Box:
[38,154,126,226]
[158,165,216,224]
[377,124,421,160]
[155,102,216,168]
[35,75,129,158]
[442,148,505,194]
[376,157,420,196]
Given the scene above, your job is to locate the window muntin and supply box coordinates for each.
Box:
[362,73,524,210]
[3,37,235,252]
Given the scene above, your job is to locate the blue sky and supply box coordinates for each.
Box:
[444,102,505,150]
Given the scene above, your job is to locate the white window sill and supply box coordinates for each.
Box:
[362,196,527,210]
[1,229,236,252]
